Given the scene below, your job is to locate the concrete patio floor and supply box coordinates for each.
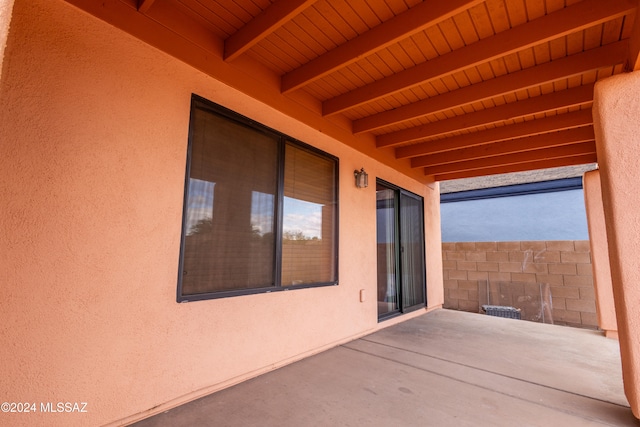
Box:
[133,309,638,426]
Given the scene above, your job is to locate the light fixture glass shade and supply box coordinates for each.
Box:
[354,168,368,188]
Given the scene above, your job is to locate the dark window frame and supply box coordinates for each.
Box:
[376,179,427,321]
[177,95,339,302]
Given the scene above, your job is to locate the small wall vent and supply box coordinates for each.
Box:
[482,305,522,320]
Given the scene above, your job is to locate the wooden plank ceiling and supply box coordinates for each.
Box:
[67,0,640,181]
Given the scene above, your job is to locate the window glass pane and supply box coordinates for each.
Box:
[400,192,426,309]
[376,184,399,316]
[181,106,278,295]
[281,143,337,285]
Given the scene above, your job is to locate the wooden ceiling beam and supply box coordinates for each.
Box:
[137,0,157,13]
[280,0,484,93]
[323,0,635,116]
[423,142,596,176]
[411,126,594,168]
[433,154,598,181]
[627,0,640,71]
[89,0,223,57]
[354,41,627,134]
[396,109,593,160]
[379,85,594,148]
[224,0,316,61]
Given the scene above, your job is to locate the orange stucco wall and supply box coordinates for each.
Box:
[425,182,445,308]
[0,0,443,425]
[582,170,617,338]
[593,72,640,418]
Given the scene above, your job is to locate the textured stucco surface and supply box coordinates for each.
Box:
[424,182,445,308]
[593,71,640,418]
[0,0,443,425]
[583,170,617,337]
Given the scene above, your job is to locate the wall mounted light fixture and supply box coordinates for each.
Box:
[354,168,368,188]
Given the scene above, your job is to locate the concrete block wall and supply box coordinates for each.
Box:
[442,241,597,329]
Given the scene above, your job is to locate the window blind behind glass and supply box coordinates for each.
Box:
[281,143,337,285]
[182,108,279,294]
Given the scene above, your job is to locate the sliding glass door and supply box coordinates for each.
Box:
[376,185,399,317]
[376,181,426,320]
[399,192,426,309]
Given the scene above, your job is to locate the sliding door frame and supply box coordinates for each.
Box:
[376,179,427,321]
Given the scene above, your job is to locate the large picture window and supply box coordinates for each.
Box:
[178,96,338,301]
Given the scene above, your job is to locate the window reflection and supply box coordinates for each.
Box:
[186,178,214,236]
[282,197,322,241]
[181,104,279,295]
[281,143,336,286]
[251,191,275,237]
[376,186,399,316]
